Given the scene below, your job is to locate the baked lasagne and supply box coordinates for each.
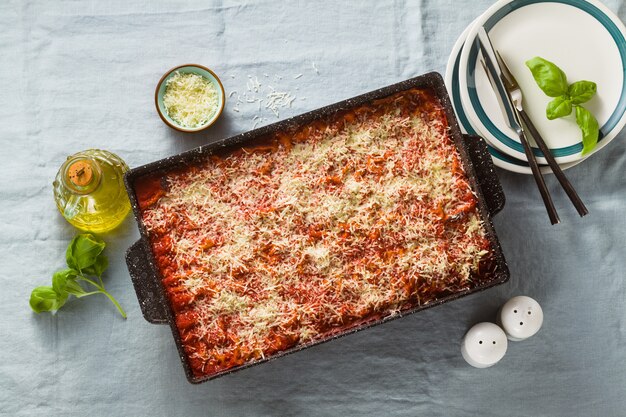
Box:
[135,88,497,378]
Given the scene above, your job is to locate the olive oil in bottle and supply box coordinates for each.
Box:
[53,149,131,233]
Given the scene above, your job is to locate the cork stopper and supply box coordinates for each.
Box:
[68,160,94,187]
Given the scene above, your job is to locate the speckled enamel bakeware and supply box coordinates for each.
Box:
[124,72,510,384]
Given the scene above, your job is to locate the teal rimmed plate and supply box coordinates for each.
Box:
[445,19,584,174]
[458,0,626,165]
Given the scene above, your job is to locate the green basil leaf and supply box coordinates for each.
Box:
[576,106,600,155]
[30,286,68,313]
[66,234,106,272]
[64,281,87,297]
[52,269,86,296]
[525,57,569,97]
[82,253,108,277]
[52,269,74,293]
[55,291,69,310]
[568,81,597,104]
[546,96,572,120]
[30,287,58,313]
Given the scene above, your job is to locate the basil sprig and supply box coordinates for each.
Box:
[29,234,126,318]
[525,57,599,155]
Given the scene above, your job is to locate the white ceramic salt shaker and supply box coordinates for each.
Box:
[497,296,544,341]
[461,322,508,368]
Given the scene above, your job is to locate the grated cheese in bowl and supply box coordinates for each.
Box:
[163,72,219,128]
[156,65,225,132]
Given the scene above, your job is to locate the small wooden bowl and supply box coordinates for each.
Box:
[155,64,226,132]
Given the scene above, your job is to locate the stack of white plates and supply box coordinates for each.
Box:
[444,0,626,174]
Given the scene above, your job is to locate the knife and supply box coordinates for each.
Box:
[475,28,518,134]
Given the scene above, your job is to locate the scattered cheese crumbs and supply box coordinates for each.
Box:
[163,72,219,128]
[312,61,320,74]
[228,71,302,125]
[265,90,296,117]
[246,76,261,93]
[252,115,261,129]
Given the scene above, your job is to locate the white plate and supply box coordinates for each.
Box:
[445,20,584,174]
[458,0,626,165]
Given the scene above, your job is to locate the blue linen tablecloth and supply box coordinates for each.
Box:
[2,0,626,415]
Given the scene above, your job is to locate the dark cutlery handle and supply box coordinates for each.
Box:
[518,109,589,217]
[125,240,169,324]
[518,125,560,225]
[462,134,506,217]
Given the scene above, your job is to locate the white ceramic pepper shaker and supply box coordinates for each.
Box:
[497,296,544,341]
[461,322,508,368]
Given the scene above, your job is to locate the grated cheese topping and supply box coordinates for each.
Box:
[138,88,497,378]
[163,71,219,128]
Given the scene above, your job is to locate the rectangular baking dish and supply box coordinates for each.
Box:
[124,72,509,384]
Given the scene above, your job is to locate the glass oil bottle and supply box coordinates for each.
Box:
[53,149,131,233]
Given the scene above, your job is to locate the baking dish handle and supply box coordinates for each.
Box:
[462,134,506,217]
[125,240,169,324]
